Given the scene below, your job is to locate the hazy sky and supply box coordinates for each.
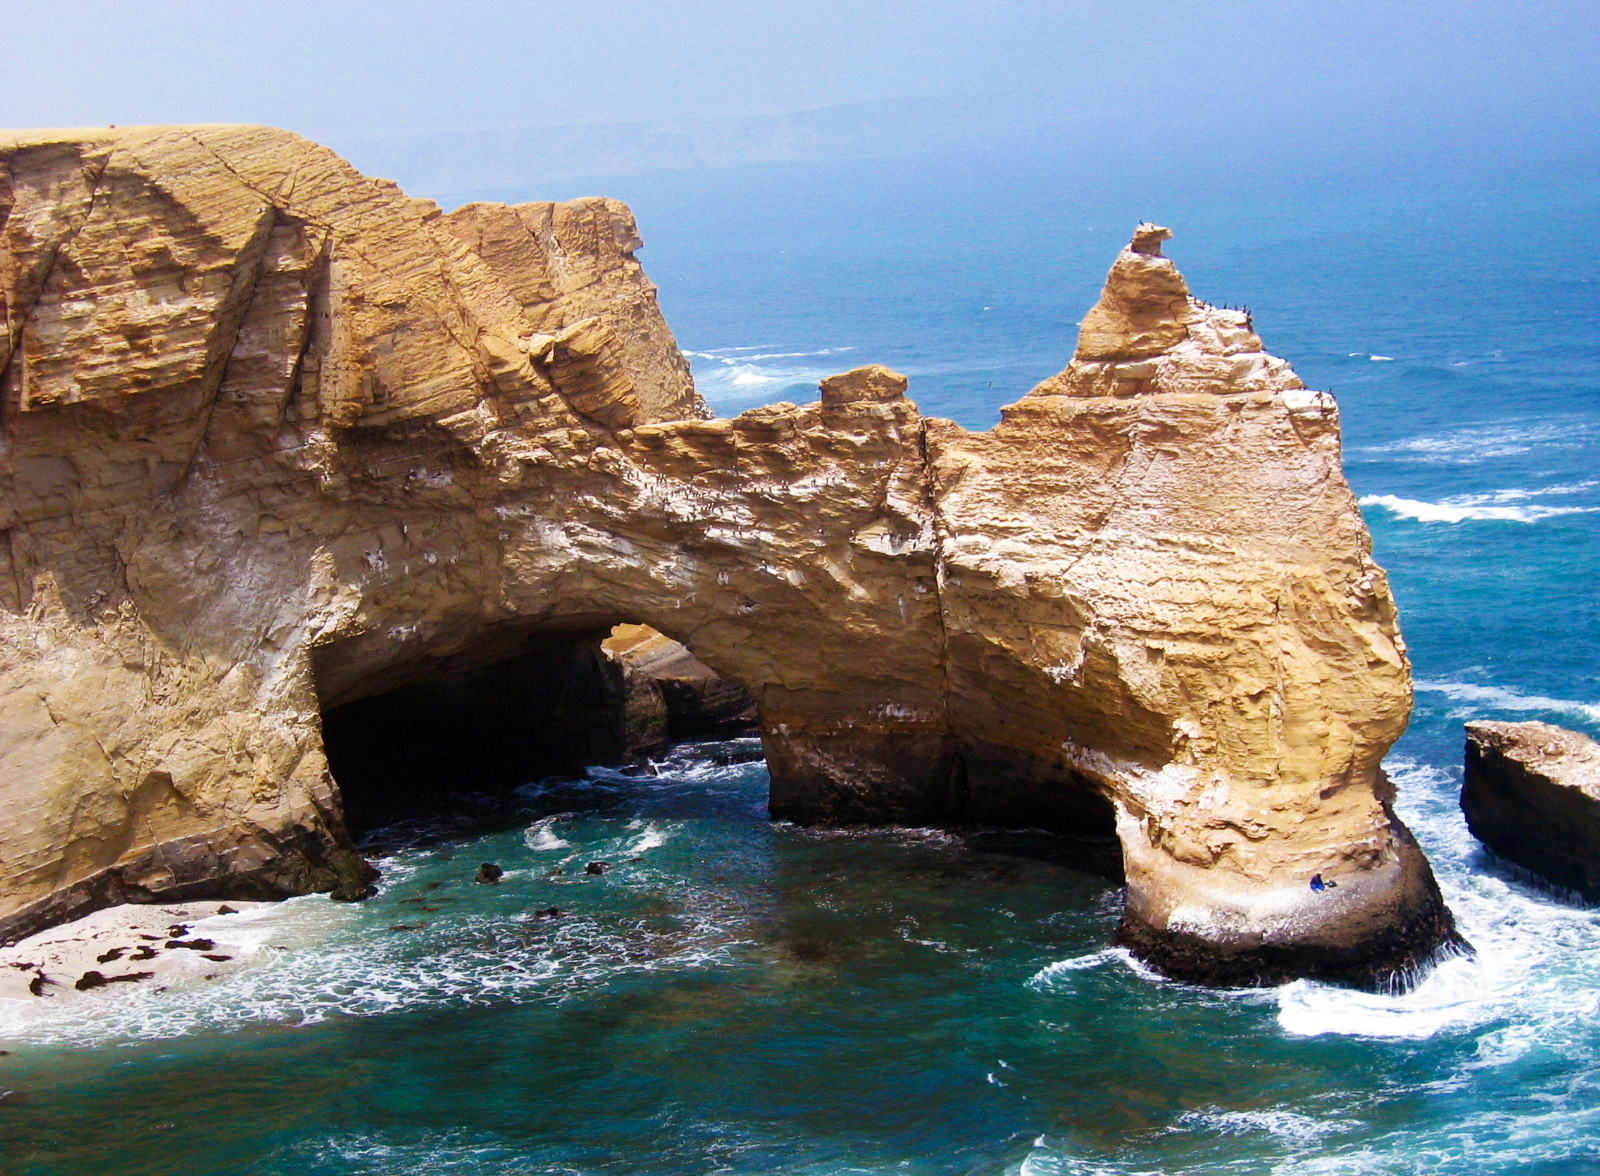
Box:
[4,1,1596,182]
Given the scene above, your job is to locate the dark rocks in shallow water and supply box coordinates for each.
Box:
[476,863,505,885]
[1463,720,1600,899]
[79,970,154,987]
[584,861,610,876]
[327,850,381,902]
[202,954,233,962]
[785,938,837,963]
[166,938,217,952]
[535,906,561,918]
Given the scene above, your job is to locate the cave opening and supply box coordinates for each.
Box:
[315,623,759,837]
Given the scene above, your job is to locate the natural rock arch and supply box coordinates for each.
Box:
[0,126,1457,987]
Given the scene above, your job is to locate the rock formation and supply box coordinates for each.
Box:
[603,624,759,752]
[1463,720,1600,898]
[0,125,1455,987]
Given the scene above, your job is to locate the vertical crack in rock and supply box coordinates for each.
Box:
[169,204,280,491]
[916,416,966,818]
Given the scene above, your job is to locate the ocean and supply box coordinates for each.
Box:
[1,150,1598,1174]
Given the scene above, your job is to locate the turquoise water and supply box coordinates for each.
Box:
[3,156,1599,1173]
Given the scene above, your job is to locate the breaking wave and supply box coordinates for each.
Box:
[1274,757,1600,1044]
[1413,678,1600,725]
[1359,481,1599,523]
[684,345,857,412]
[523,813,572,851]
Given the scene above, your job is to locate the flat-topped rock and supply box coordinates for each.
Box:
[1463,720,1600,897]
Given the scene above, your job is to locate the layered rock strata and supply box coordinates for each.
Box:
[603,624,759,752]
[1463,720,1600,898]
[0,127,1454,987]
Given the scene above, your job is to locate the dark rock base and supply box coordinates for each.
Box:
[1112,897,1468,993]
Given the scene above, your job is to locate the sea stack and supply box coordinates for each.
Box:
[0,126,1456,987]
[1463,720,1600,898]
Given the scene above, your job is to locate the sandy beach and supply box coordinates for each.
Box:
[0,901,270,1005]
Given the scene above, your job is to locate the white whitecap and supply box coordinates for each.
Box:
[1413,678,1600,725]
[1358,492,1599,524]
[626,821,670,854]
[1275,952,1492,1040]
[523,814,573,851]
[1355,420,1594,464]
[1026,951,1116,988]
[1276,754,1600,1047]
[1369,354,1395,361]
[1177,1107,1356,1144]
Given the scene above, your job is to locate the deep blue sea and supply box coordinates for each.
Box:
[2,152,1598,1174]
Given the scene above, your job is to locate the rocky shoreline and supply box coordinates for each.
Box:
[0,901,268,1006]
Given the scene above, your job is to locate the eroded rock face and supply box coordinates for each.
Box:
[1464,720,1600,898]
[603,624,759,753]
[0,130,1454,987]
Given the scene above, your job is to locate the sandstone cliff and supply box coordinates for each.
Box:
[0,127,1454,987]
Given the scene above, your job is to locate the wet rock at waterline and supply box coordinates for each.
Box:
[0,128,1453,988]
[1463,720,1600,898]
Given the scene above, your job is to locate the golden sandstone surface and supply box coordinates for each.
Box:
[0,125,1457,986]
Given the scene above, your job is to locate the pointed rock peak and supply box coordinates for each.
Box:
[1073,224,1193,362]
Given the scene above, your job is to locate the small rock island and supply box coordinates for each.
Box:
[0,125,1457,988]
[1464,720,1600,898]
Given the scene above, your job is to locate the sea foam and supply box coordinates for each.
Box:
[1413,678,1600,724]
[523,814,573,851]
[1354,420,1594,465]
[1272,758,1600,1049]
[1359,483,1599,523]
[685,345,858,412]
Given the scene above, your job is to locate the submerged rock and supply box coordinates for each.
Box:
[475,863,505,885]
[0,127,1452,988]
[1463,721,1600,898]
